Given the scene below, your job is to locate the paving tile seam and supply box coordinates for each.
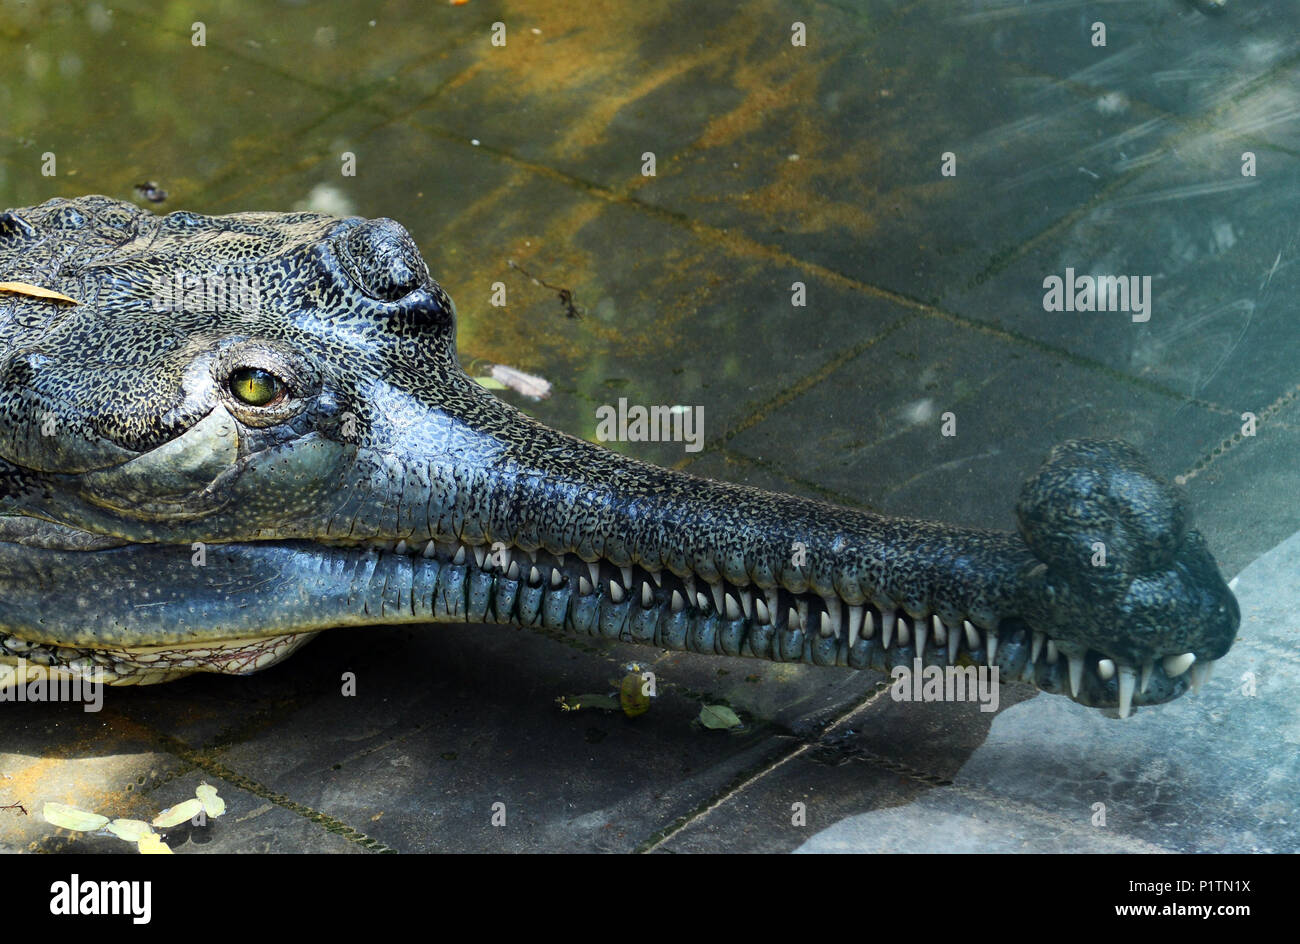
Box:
[636,681,896,852]
[713,446,882,511]
[821,724,1175,853]
[102,5,483,207]
[207,69,483,207]
[1175,382,1300,485]
[673,314,920,470]
[159,739,398,853]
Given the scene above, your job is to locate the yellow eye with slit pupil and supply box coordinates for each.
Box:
[229,367,285,407]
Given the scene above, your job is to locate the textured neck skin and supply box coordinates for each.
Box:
[0,196,1239,716]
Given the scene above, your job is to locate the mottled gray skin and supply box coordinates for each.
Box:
[0,196,1238,715]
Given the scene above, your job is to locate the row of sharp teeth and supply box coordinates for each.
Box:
[350,537,1210,718]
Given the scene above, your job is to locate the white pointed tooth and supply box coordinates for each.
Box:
[931,615,946,646]
[579,576,593,595]
[797,599,809,632]
[914,618,928,655]
[985,629,999,665]
[550,568,565,588]
[755,597,770,624]
[697,591,710,611]
[671,590,685,613]
[1190,660,1213,694]
[642,582,654,608]
[863,609,875,639]
[820,610,835,638]
[1068,653,1085,699]
[423,540,438,558]
[881,610,896,649]
[650,570,663,587]
[587,561,600,586]
[527,549,538,564]
[739,588,753,620]
[506,560,520,581]
[963,620,978,650]
[1097,658,1116,681]
[947,623,960,664]
[1031,631,1045,665]
[620,566,633,588]
[1163,652,1196,677]
[897,617,910,648]
[788,605,802,630]
[497,548,512,571]
[394,540,409,555]
[529,566,541,584]
[472,545,487,568]
[764,587,780,620]
[453,546,467,566]
[684,574,697,601]
[823,597,841,637]
[848,605,865,647]
[1117,664,1137,719]
[711,581,725,615]
[608,580,625,603]
[1046,640,1059,664]
[1139,660,1154,695]
[726,593,742,621]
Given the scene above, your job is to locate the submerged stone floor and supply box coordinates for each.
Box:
[1,0,1297,852]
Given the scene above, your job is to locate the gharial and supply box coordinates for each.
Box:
[0,196,1239,719]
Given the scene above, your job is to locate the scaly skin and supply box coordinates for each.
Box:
[0,196,1238,717]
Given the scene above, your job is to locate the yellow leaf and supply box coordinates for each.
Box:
[195,783,226,818]
[43,801,109,832]
[137,833,173,854]
[151,797,204,828]
[0,281,78,304]
[106,819,156,842]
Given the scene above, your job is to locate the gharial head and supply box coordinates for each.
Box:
[0,195,1238,718]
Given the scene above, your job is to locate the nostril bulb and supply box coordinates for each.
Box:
[341,218,428,301]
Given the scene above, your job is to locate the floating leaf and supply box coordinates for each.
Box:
[195,782,226,817]
[106,818,156,842]
[43,801,109,832]
[698,704,742,730]
[0,281,78,304]
[151,797,204,828]
[619,672,651,718]
[473,376,507,390]
[137,833,173,854]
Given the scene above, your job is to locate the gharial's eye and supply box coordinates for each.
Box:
[228,367,287,407]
